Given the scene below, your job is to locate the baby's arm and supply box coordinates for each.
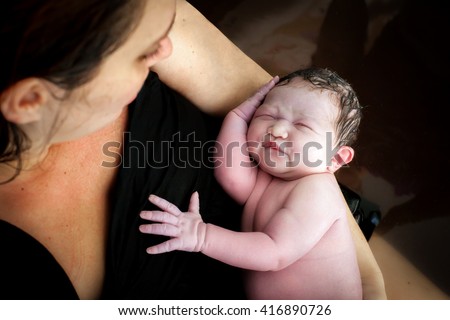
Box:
[140,193,287,270]
[214,77,278,205]
[140,183,337,271]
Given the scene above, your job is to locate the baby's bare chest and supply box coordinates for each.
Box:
[242,177,298,231]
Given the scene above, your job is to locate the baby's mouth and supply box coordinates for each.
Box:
[262,141,290,159]
[262,141,278,149]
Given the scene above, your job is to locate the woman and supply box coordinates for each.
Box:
[0,0,385,299]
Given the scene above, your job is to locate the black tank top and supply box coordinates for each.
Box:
[103,72,245,299]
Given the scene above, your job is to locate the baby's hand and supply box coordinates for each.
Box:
[232,76,279,122]
[139,192,206,254]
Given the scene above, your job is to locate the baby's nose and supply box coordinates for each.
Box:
[268,121,288,139]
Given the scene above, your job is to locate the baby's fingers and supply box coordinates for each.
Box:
[255,76,279,99]
[145,238,182,254]
[139,223,179,237]
[140,211,178,225]
[148,194,182,216]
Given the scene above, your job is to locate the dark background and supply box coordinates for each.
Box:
[189,0,450,298]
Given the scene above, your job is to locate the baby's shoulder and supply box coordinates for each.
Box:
[288,174,344,207]
[291,173,338,193]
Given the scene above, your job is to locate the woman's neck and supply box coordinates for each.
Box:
[0,108,128,185]
[0,145,52,185]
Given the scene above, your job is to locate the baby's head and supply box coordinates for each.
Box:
[278,68,362,148]
[248,68,362,179]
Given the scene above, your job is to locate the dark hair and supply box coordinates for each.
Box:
[278,67,363,147]
[0,0,145,181]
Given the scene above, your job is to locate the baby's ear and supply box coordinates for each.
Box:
[327,146,354,173]
[0,78,49,124]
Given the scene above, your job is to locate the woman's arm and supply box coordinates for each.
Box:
[346,207,387,299]
[152,0,271,115]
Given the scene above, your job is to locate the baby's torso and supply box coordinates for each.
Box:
[242,171,362,299]
[242,171,295,232]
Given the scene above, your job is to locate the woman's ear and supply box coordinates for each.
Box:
[327,145,354,173]
[0,78,49,124]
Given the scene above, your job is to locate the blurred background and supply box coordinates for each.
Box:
[189,0,450,299]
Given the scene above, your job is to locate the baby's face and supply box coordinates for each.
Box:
[247,80,339,180]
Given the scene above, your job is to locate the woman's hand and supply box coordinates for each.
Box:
[139,192,206,254]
